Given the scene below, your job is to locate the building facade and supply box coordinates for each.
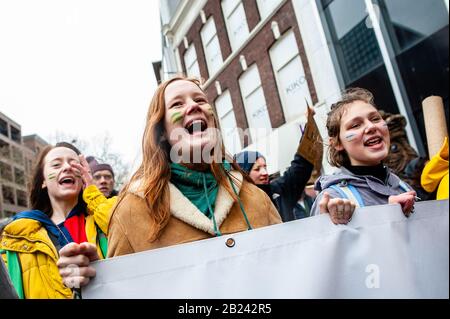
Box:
[0,112,48,219]
[158,0,449,176]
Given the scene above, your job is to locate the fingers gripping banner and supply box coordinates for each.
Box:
[83,200,449,299]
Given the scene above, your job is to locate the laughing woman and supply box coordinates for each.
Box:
[0,142,110,298]
[57,76,282,287]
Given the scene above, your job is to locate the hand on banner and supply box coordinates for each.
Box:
[389,191,416,217]
[57,242,99,289]
[319,192,356,225]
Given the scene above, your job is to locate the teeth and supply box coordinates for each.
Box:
[186,119,206,134]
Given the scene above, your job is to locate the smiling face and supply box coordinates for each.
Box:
[42,147,83,202]
[164,80,217,163]
[249,157,269,185]
[335,101,390,166]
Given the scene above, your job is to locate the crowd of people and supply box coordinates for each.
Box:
[0,76,448,298]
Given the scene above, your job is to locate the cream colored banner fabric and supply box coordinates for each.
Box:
[83,200,449,299]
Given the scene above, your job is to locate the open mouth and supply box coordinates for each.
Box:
[364,136,383,147]
[58,176,76,185]
[185,119,207,135]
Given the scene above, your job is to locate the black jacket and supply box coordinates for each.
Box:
[258,154,314,222]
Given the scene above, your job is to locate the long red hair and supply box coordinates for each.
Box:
[115,76,249,241]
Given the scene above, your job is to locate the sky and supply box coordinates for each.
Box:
[0,0,162,169]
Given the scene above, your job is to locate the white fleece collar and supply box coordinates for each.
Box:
[128,171,243,235]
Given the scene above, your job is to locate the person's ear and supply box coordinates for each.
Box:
[330,137,344,151]
[42,180,47,189]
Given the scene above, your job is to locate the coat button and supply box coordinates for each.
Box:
[225,238,235,248]
[22,244,28,250]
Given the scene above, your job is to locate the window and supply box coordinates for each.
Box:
[222,0,250,51]
[383,0,448,52]
[270,30,313,122]
[11,146,23,165]
[324,0,399,116]
[184,44,201,79]
[0,140,10,159]
[0,118,8,137]
[201,17,224,78]
[14,168,25,186]
[256,0,283,21]
[10,126,21,143]
[1,186,15,205]
[215,91,242,155]
[16,189,27,207]
[0,161,13,182]
[239,64,272,143]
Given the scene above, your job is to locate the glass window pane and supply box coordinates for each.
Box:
[326,0,383,84]
[222,0,249,51]
[201,18,224,77]
[215,91,242,155]
[239,65,272,142]
[256,0,283,20]
[270,30,313,121]
[384,0,448,51]
[184,45,201,78]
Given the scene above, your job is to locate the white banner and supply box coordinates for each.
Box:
[82,200,449,299]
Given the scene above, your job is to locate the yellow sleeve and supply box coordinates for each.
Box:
[421,138,449,193]
[83,185,117,235]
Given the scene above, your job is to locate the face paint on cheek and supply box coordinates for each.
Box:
[205,104,215,115]
[170,111,184,124]
[344,134,357,142]
[48,173,56,180]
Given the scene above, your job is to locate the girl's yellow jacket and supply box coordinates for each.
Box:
[0,185,116,299]
[421,137,449,200]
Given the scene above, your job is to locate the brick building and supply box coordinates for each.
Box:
[0,111,48,219]
[157,0,449,176]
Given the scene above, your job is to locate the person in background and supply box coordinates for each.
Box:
[234,146,314,222]
[293,185,317,220]
[57,76,282,289]
[86,156,118,198]
[310,88,416,224]
[0,142,110,298]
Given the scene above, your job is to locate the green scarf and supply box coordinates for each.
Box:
[170,162,231,219]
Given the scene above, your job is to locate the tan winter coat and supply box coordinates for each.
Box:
[107,171,282,257]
